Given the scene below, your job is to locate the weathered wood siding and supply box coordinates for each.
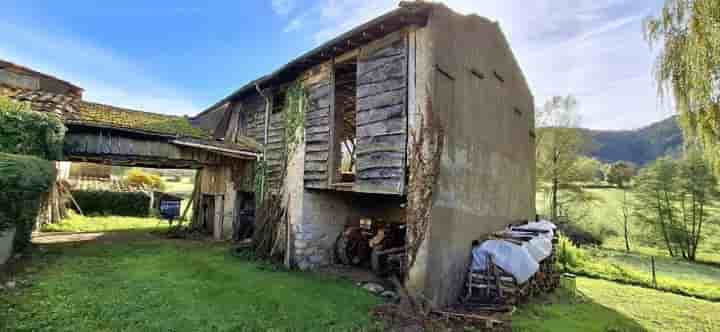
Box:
[355,35,408,194]
[231,92,285,193]
[303,65,332,189]
[64,130,225,167]
[243,94,267,144]
[265,109,286,193]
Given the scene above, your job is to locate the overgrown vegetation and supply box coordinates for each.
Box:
[71,191,151,217]
[0,97,66,160]
[0,153,55,251]
[283,81,307,156]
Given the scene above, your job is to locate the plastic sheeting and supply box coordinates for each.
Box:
[471,240,539,284]
[470,220,557,284]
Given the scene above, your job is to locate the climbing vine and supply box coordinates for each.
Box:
[405,92,445,277]
[254,158,268,205]
[283,80,307,157]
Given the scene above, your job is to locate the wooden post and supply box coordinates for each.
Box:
[651,256,657,289]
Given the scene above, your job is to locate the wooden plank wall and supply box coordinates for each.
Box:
[64,131,225,167]
[355,35,408,194]
[265,109,286,193]
[244,94,267,144]
[234,92,285,194]
[303,65,332,189]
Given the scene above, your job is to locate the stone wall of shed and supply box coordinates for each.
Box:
[407,8,536,307]
[293,189,405,270]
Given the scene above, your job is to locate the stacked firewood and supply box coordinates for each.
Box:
[463,228,560,307]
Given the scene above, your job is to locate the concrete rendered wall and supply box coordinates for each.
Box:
[410,7,536,307]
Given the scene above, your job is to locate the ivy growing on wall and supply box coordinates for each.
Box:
[254,158,268,205]
[0,97,66,160]
[283,80,307,157]
[254,79,307,202]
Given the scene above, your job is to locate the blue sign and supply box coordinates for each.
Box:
[160,200,181,220]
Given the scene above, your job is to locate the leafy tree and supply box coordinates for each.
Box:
[634,152,718,260]
[536,96,591,220]
[617,187,633,252]
[124,168,166,191]
[634,157,681,257]
[606,161,636,188]
[575,156,604,183]
[644,0,720,172]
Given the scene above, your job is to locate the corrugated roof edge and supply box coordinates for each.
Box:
[193,1,437,119]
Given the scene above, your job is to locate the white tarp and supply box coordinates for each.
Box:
[471,240,539,284]
[470,220,557,284]
[523,236,553,262]
[513,220,556,239]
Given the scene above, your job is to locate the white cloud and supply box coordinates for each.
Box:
[0,20,199,116]
[272,0,296,16]
[284,17,304,33]
[278,0,666,130]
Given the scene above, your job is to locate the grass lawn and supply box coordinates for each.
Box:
[577,246,720,300]
[42,214,171,233]
[514,277,720,332]
[0,234,381,331]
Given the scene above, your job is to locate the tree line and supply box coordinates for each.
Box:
[536,95,718,262]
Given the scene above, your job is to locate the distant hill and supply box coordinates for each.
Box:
[583,116,683,165]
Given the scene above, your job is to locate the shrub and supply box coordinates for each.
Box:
[123,168,166,191]
[72,191,151,217]
[0,153,55,251]
[555,222,603,246]
[556,233,588,271]
[0,97,66,160]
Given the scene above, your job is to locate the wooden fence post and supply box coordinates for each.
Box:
[651,256,657,289]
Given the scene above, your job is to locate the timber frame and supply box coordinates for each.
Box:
[201,0,537,308]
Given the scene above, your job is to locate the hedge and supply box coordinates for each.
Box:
[0,153,56,251]
[0,97,66,160]
[71,191,151,217]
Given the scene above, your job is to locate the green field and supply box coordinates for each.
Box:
[514,277,720,332]
[538,187,720,300]
[42,214,170,233]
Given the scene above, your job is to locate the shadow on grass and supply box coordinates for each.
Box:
[513,290,647,332]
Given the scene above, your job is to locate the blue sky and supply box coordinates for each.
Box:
[0,0,671,130]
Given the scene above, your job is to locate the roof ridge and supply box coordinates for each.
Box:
[80,100,186,119]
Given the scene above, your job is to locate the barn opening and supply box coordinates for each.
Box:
[332,57,358,186]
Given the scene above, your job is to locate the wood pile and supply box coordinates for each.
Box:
[463,226,560,307]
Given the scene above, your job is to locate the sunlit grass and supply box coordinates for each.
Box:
[42,213,170,233]
[514,277,720,332]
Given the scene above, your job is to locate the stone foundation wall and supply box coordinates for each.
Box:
[293,190,405,270]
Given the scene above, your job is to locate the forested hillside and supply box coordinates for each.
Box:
[584,116,683,165]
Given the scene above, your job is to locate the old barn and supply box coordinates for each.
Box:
[195,2,535,306]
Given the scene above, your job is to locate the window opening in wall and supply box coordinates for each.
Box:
[272,89,286,114]
[333,57,358,185]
